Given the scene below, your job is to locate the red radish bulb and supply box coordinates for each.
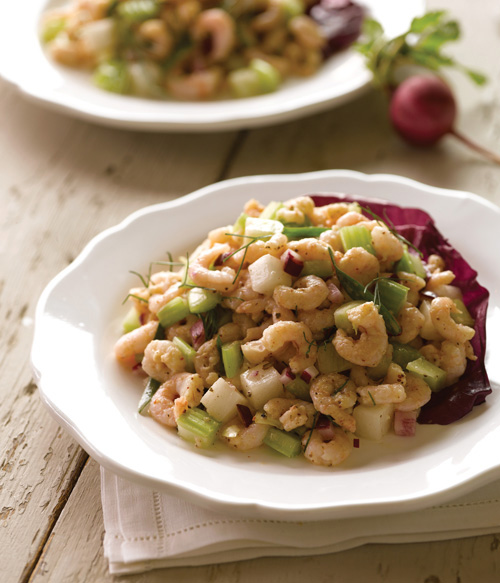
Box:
[389,75,500,164]
[389,75,456,146]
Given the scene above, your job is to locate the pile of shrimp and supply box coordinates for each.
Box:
[41,0,327,100]
[114,195,477,467]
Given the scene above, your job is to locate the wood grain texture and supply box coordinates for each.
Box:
[2,0,500,581]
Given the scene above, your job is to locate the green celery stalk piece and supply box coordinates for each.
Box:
[406,357,447,392]
[187,287,221,314]
[285,377,311,401]
[138,377,161,415]
[339,224,376,255]
[177,407,221,448]
[282,226,329,240]
[334,300,365,334]
[395,248,426,279]
[390,341,423,370]
[221,341,243,378]
[377,278,409,316]
[260,201,284,220]
[122,306,141,333]
[300,260,333,278]
[451,298,475,326]
[316,343,352,375]
[172,336,196,372]
[157,296,190,328]
[264,427,302,458]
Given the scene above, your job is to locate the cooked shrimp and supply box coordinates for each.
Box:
[429,297,475,343]
[188,243,237,293]
[275,196,315,225]
[333,302,388,367]
[261,321,317,373]
[141,339,187,382]
[194,338,221,387]
[240,338,271,365]
[310,202,354,227]
[426,270,455,293]
[357,383,406,406]
[337,247,380,286]
[309,373,357,432]
[397,271,426,306]
[370,223,404,264]
[287,238,331,261]
[149,372,204,427]
[420,339,469,385]
[137,19,173,60]
[302,428,353,467]
[319,227,344,252]
[394,303,425,344]
[289,14,325,50]
[243,233,288,264]
[335,211,370,228]
[191,8,236,62]
[115,320,159,368]
[149,282,183,315]
[220,420,268,451]
[166,67,223,100]
[297,306,336,338]
[395,372,431,411]
[427,254,446,274]
[273,275,329,311]
[263,398,316,431]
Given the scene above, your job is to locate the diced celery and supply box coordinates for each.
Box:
[221,341,243,378]
[277,0,305,18]
[406,357,447,392]
[228,67,261,98]
[157,296,190,328]
[172,336,196,372]
[233,212,247,234]
[316,343,352,374]
[116,0,160,22]
[244,217,284,238]
[390,341,423,370]
[366,349,392,380]
[41,16,66,43]
[334,301,364,334]
[138,377,161,414]
[300,260,333,278]
[187,287,221,314]
[339,225,376,255]
[260,201,283,220]
[122,306,141,333]
[377,278,409,317]
[285,377,311,401]
[249,58,281,93]
[176,407,221,448]
[451,298,475,327]
[396,248,426,279]
[282,226,329,240]
[93,59,130,94]
[264,427,302,458]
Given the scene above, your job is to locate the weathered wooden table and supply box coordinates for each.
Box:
[2,0,500,581]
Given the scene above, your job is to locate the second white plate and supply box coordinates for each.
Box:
[0,0,424,131]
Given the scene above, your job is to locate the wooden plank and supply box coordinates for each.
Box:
[0,79,239,581]
[32,459,500,583]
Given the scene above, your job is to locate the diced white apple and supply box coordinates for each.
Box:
[240,364,285,410]
[353,404,395,441]
[248,255,292,295]
[200,378,250,423]
[244,217,284,238]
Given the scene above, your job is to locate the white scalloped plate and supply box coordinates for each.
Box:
[32,170,500,520]
[0,0,424,131]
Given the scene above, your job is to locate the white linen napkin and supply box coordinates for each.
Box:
[101,468,500,575]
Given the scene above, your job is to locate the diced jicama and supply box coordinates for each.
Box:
[248,255,292,295]
[240,364,285,409]
[244,217,284,238]
[353,404,395,441]
[201,378,250,423]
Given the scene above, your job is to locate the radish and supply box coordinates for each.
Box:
[389,75,500,164]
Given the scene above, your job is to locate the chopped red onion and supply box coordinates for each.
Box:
[236,404,253,428]
[316,416,336,440]
[301,366,319,383]
[191,319,205,350]
[281,249,304,277]
[394,410,418,437]
[280,367,296,385]
[327,281,344,304]
[353,438,360,448]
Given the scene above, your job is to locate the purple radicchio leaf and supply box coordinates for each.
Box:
[311,193,491,425]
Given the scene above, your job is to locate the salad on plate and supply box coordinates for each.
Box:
[114,193,490,467]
